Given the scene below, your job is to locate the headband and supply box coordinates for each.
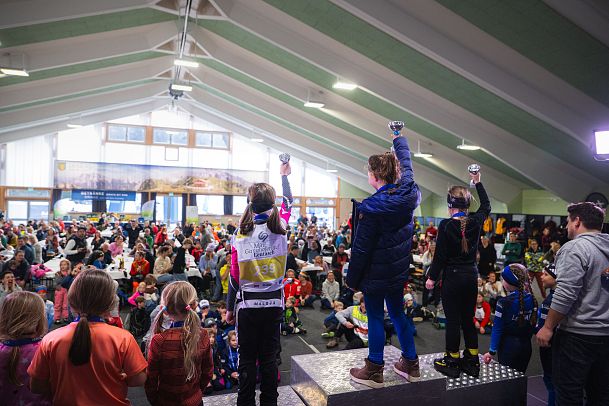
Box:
[502,265,520,287]
[544,263,557,279]
[250,201,274,214]
[447,194,470,209]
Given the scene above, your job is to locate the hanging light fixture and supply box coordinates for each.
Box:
[456,138,481,151]
[413,140,433,158]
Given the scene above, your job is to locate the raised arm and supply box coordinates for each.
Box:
[279,163,293,224]
[392,136,414,184]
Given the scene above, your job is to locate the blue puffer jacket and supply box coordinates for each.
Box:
[346,136,420,295]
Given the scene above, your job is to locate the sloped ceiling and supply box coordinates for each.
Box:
[1,0,609,203]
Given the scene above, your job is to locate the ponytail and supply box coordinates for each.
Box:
[69,315,91,366]
[459,217,468,254]
[8,347,22,386]
[267,205,287,235]
[239,204,254,236]
[182,307,201,382]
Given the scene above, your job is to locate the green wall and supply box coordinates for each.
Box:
[339,178,370,199]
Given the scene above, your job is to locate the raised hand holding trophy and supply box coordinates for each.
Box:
[388,121,405,136]
[468,163,481,187]
[279,153,291,164]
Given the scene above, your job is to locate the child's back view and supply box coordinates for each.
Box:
[145,281,213,406]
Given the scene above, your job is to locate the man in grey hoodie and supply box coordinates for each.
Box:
[536,202,609,406]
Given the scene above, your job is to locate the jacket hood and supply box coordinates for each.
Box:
[576,232,609,258]
[358,183,420,215]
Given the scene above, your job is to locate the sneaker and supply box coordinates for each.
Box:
[460,350,480,378]
[413,317,423,323]
[326,338,339,349]
[393,356,420,382]
[433,354,461,379]
[350,358,384,389]
[321,331,335,338]
[281,330,287,336]
[54,320,61,325]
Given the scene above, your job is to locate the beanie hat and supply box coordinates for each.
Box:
[544,263,557,279]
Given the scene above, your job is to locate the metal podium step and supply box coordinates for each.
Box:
[204,385,305,406]
[290,346,527,406]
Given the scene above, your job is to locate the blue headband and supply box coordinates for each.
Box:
[502,266,520,287]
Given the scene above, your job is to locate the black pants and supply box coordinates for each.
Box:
[498,336,532,373]
[553,330,609,406]
[335,325,366,350]
[236,307,282,406]
[441,268,478,353]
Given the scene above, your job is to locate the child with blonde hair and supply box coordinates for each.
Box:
[0,291,51,405]
[146,281,213,405]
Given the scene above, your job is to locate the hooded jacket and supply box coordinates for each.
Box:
[346,136,420,294]
[551,232,609,336]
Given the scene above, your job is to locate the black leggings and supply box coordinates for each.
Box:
[441,268,478,353]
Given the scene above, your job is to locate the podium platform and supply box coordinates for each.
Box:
[291,346,527,406]
[204,385,305,406]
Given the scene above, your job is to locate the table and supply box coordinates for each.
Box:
[0,249,14,261]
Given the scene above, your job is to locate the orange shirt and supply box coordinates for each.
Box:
[28,322,147,406]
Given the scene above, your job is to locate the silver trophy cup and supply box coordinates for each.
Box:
[279,153,291,164]
[468,163,480,187]
[388,121,405,136]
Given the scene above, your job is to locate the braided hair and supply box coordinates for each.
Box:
[459,217,468,254]
[508,264,538,326]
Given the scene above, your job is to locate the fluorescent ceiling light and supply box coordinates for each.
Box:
[250,138,264,143]
[171,84,192,92]
[66,124,83,129]
[456,139,480,151]
[414,152,433,158]
[332,81,357,90]
[326,169,338,173]
[594,130,609,155]
[304,101,325,108]
[0,67,29,76]
[174,59,199,68]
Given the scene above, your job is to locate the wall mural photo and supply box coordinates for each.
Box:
[55,161,268,195]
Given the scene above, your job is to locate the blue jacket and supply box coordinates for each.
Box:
[489,291,535,353]
[346,136,420,295]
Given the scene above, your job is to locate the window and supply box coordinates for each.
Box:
[196,195,224,215]
[107,124,145,143]
[195,131,230,149]
[232,196,248,215]
[107,124,146,144]
[195,132,212,147]
[127,126,145,142]
[7,200,50,223]
[107,125,127,142]
[153,128,188,145]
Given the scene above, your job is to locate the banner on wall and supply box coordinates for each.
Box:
[186,206,198,224]
[72,189,136,201]
[54,161,268,195]
[141,200,155,220]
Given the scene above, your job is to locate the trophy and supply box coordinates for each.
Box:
[468,163,480,187]
[279,153,291,164]
[388,121,405,136]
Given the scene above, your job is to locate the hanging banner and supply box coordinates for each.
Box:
[141,200,155,220]
[72,189,136,201]
[55,160,267,194]
[53,198,71,219]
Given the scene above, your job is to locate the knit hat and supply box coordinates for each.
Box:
[544,263,557,279]
[35,285,47,293]
[404,293,413,302]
